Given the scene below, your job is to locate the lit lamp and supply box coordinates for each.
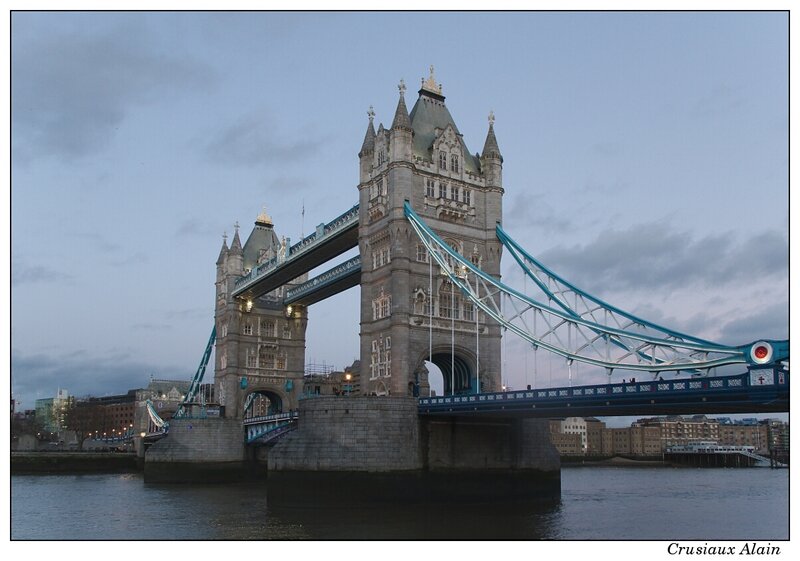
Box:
[345,373,352,396]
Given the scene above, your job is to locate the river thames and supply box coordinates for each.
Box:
[10,465,788,541]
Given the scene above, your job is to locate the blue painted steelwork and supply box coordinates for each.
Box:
[404,202,788,373]
[145,399,169,432]
[284,255,361,304]
[244,412,298,444]
[233,204,359,296]
[418,369,789,418]
[496,224,789,370]
[174,327,216,419]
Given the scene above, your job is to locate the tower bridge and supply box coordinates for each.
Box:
[144,68,788,490]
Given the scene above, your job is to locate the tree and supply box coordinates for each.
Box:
[63,401,107,451]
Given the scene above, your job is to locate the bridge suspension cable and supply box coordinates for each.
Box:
[404,202,787,375]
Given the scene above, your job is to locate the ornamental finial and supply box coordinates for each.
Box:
[223,231,227,243]
[234,220,240,233]
[257,206,273,226]
[421,65,442,95]
[368,105,375,122]
[398,79,406,96]
[488,110,495,126]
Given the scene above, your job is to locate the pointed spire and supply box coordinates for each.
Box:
[391,79,412,131]
[230,221,243,254]
[481,110,502,161]
[359,106,376,157]
[216,231,229,265]
[420,65,443,96]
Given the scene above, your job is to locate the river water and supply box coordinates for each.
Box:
[10,466,788,540]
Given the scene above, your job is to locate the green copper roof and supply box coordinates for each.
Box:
[408,90,480,174]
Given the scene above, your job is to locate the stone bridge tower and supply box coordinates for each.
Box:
[358,68,504,397]
[214,209,308,418]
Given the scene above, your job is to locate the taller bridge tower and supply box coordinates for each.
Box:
[358,68,505,397]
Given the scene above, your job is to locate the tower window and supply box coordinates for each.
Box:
[439,151,447,169]
[439,182,446,199]
[243,322,253,336]
[426,179,435,198]
[451,154,459,173]
[378,150,386,165]
[450,185,459,200]
[463,189,471,205]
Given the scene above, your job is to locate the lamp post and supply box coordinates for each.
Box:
[345,373,352,396]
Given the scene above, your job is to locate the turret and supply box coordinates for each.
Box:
[227,221,244,276]
[359,106,376,183]
[390,80,413,163]
[480,111,503,190]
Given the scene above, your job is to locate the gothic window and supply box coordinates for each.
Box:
[451,154,459,173]
[246,350,257,368]
[450,185,459,200]
[276,356,286,370]
[470,252,481,267]
[373,290,392,320]
[385,337,391,349]
[426,178,435,198]
[438,281,461,320]
[416,244,429,262]
[464,301,475,322]
[439,151,447,169]
[260,319,275,337]
[243,322,253,336]
[439,182,447,199]
[463,189,471,205]
[221,322,228,338]
[372,246,390,269]
[378,150,386,165]
[220,353,227,370]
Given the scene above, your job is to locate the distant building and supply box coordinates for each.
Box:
[717,420,769,454]
[34,389,73,433]
[134,379,191,433]
[548,420,583,456]
[635,415,720,447]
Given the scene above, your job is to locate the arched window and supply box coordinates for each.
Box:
[439,151,447,169]
[450,154,459,173]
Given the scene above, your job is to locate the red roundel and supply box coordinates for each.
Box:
[750,341,773,364]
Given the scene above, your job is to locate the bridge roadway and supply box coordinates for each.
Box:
[241,370,788,445]
[418,370,789,418]
[233,204,359,302]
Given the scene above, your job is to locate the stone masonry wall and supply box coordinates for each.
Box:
[145,417,245,464]
[268,396,421,472]
[422,417,560,472]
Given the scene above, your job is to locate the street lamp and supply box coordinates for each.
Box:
[345,373,352,396]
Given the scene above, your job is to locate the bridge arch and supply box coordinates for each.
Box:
[414,346,477,397]
[243,386,289,418]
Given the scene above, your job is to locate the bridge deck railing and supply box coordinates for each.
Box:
[234,204,359,293]
[419,371,787,408]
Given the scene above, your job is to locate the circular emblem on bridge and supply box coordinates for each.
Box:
[750,341,773,364]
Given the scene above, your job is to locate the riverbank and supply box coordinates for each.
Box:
[561,455,667,467]
[11,451,140,474]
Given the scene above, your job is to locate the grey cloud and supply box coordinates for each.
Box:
[536,223,787,293]
[12,24,215,161]
[12,262,72,286]
[11,349,166,406]
[717,302,789,345]
[72,232,122,253]
[504,191,573,233]
[204,112,324,167]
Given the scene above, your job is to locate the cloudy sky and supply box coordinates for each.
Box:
[9,12,788,420]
